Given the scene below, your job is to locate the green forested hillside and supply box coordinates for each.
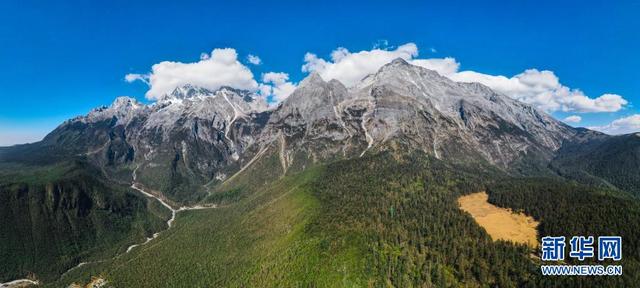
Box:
[49,152,640,287]
[3,151,640,287]
[552,132,640,197]
[488,178,640,287]
[54,152,367,287]
[0,161,170,283]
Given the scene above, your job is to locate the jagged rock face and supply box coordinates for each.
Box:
[39,86,268,201]
[33,59,580,201]
[263,73,366,167]
[127,88,270,198]
[265,58,576,169]
[133,87,267,160]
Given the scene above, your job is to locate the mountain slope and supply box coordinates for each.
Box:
[0,160,169,283]
[258,58,576,177]
[12,59,579,205]
[18,87,270,204]
[2,59,640,287]
[51,153,640,288]
[352,59,574,167]
[552,129,640,196]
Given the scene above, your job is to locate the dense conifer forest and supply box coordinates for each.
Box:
[38,152,640,287]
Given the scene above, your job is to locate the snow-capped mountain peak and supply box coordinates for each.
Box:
[51,60,578,186]
[111,96,143,110]
[166,84,215,100]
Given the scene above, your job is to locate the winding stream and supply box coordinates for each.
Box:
[60,168,217,279]
[1,167,218,287]
[0,279,39,288]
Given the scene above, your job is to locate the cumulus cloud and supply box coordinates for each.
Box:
[125,43,627,113]
[259,72,297,103]
[302,43,418,86]
[590,114,640,135]
[126,48,259,100]
[563,115,582,123]
[411,57,460,77]
[449,69,627,113]
[247,54,262,65]
[302,43,628,113]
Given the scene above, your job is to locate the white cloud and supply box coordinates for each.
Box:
[449,69,628,113]
[125,43,627,112]
[563,115,582,123]
[126,49,297,104]
[126,48,259,100]
[411,57,460,77]
[302,43,628,113]
[124,73,149,84]
[590,114,640,135]
[262,72,288,85]
[302,43,418,86]
[247,54,262,65]
[260,72,297,103]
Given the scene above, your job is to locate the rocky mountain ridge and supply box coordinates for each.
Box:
[3,59,584,203]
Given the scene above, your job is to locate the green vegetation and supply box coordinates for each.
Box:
[488,178,640,287]
[53,150,373,287]
[552,133,640,197]
[136,151,210,204]
[53,153,522,287]
[0,161,169,283]
[7,151,640,287]
[309,154,536,287]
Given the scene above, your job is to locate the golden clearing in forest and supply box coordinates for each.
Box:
[458,192,539,247]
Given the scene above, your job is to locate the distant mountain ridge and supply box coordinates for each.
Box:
[2,58,640,287]
[1,58,637,201]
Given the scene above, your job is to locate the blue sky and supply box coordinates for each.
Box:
[1,0,639,145]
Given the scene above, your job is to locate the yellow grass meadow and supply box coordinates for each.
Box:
[458,192,539,247]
